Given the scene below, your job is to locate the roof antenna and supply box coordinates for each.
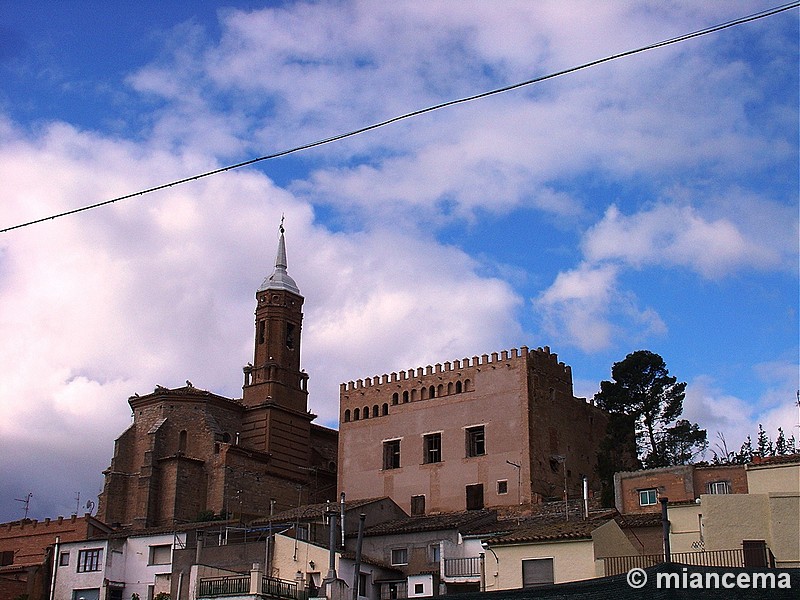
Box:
[15,492,33,519]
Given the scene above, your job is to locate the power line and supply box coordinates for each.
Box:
[2,1,797,234]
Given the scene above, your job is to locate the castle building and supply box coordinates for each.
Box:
[97,225,337,529]
[337,347,609,516]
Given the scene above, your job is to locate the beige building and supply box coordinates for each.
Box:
[668,455,800,567]
[483,517,638,589]
[338,347,609,516]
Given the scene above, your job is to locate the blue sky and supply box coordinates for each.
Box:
[0,1,797,522]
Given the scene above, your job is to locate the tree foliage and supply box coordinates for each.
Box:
[711,425,798,464]
[595,350,707,470]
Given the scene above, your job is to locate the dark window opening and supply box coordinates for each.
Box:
[392,393,399,405]
[344,409,351,423]
[354,408,360,420]
[497,480,508,495]
[466,484,484,510]
[383,440,401,470]
[382,403,389,416]
[411,495,425,516]
[286,323,295,349]
[402,391,409,403]
[424,433,442,464]
[178,430,187,453]
[258,320,266,344]
[466,426,486,457]
[455,380,462,393]
[363,406,369,419]
[429,385,435,398]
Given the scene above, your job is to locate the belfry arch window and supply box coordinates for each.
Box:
[344,409,351,423]
[429,385,435,398]
[373,404,379,417]
[286,323,296,349]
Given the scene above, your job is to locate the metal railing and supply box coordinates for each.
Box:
[263,576,308,600]
[603,548,773,577]
[198,575,250,597]
[444,556,483,578]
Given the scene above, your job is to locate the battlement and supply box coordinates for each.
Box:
[341,346,530,392]
[2,513,85,532]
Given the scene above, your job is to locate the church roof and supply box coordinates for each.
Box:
[258,222,300,294]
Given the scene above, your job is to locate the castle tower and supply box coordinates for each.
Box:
[240,222,314,475]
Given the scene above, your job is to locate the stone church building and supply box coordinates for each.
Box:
[97,225,338,529]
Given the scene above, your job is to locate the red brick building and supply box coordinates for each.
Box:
[338,346,609,515]
[613,463,748,515]
[0,514,111,600]
[97,225,337,529]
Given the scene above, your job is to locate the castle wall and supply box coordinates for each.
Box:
[337,347,608,515]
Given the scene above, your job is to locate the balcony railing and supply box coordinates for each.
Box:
[198,574,307,599]
[603,547,775,577]
[263,576,308,600]
[198,575,250,597]
[444,556,483,578]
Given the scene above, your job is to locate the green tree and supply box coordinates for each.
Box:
[594,350,707,469]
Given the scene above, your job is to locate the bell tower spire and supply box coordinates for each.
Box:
[242,220,308,412]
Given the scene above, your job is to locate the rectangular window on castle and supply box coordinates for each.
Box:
[77,548,102,572]
[423,433,442,464]
[383,440,401,470]
[466,426,486,457]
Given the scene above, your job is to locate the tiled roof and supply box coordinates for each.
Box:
[252,498,391,524]
[614,512,662,528]
[485,516,614,545]
[360,509,497,537]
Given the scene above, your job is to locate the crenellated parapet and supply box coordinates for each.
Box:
[339,346,533,424]
[341,346,530,393]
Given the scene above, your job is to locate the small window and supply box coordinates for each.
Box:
[414,584,424,594]
[466,426,486,457]
[522,558,554,587]
[77,548,103,572]
[429,544,440,564]
[402,391,409,403]
[411,495,426,517]
[178,429,187,453]
[258,320,266,344]
[358,573,368,597]
[423,433,442,464]
[363,406,369,419]
[455,380,462,394]
[354,408,360,420]
[0,551,14,566]
[383,440,401,470]
[391,548,408,565]
[382,403,389,415]
[708,481,730,495]
[392,393,399,405]
[148,544,171,565]
[639,489,658,506]
[373,404,379,417]
[286,323,295,349]
[497,480,508,495]
[344,409,351,423]
[59,552,70,566]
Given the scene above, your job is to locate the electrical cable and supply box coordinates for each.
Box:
[1,1,797,234]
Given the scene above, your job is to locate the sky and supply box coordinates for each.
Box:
[0,1,797,523]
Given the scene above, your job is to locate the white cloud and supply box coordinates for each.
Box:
[533,261,666,351]
[583,203,784,278]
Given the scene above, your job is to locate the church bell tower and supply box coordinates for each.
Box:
[240,222,312,472]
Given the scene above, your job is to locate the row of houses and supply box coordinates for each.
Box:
[3,454,796,600]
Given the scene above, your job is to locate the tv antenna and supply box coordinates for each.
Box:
[15,492,33,519]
